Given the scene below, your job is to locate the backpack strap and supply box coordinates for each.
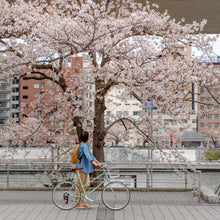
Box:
[78,143,85,163]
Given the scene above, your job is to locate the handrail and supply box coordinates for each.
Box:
[0,161,201,203]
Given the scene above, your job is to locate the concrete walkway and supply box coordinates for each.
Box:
[0,190,219,220]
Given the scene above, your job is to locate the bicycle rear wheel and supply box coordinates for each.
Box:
[52,181,80,210]
[101,181,130,211]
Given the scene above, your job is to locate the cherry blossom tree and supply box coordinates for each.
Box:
[0,117,48,147]
[1,0,220,163]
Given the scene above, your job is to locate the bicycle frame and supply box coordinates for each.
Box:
[76,168,111,198]
[52,164,130,211]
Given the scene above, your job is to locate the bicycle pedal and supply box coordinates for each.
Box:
[85,195,94,202]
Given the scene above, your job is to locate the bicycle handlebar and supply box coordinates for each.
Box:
[102,163,108,168]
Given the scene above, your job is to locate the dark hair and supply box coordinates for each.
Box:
[80,131,89,143]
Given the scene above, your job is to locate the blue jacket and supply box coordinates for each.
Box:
[76,142,96,173]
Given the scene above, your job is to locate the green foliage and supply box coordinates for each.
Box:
[135,145,148,148]
[104,145,125,148]
[205,149,220,160]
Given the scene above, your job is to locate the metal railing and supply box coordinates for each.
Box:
[0,160,201,201]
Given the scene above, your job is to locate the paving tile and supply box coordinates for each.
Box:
[0,191,219,220]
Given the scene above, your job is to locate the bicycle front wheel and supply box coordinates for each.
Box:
[101,181,130,211]
[52,181,80,210]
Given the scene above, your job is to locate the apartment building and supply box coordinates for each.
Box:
[198,63,220,138]
[19,56,83,144]
[0,78,19,125]
[104,45,197,147]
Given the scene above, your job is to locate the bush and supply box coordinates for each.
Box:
[135,145,149,148]
[205,149,220,161]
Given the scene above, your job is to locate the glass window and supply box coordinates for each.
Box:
[12,88,19,92]
[200,105,204,110]
[116,111,122,116]
[23,95,28,99]
[51,82,55,88]
[0,102,7,107]
[23,86,28,90]
[12,96,19,101]
[12,79,19,84]
[192,119,197,124]
[123,111,129,116]
[200,123,205,128]
[40,82,44,89]
[106,111,111,115]
[34,84,39,88]
[207,114,212,119]
[133,111,138,115]
[12,104,19,109]
[0,119,5,124]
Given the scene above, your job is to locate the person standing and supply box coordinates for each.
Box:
[75,131,102,209]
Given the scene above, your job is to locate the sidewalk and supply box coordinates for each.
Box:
[0,190,219,220]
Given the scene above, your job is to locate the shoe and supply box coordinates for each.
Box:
[82,203,92,209]
[75,204,86,209]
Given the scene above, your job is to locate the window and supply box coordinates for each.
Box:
[12,88,19,92]
[0,110,7,116]
[206,97,212,102]
[123,111,129,116]
[48,111,54,117]
[0,94,6,99]
[23,95,28,99]
[192,119,197,124]
[40,82,44,89]
[200,114,205,119]
[0,119,5,124]
[106,111,111,115]
[215,123,220,128]
[156,128,162,133]
[0,102,7,107]
[34,84,39,88]
[12,79,19,84]
[116,111,122,116]
[12,113,19,118]
[12,96,19,101]
[133,111,138,115]
[200,105,204,110]
[23,86,28,90]
[200,123,205,128]
[0,85,7,90]
[207,114,212,119]
[51,82,55,88]
[200,88,205,94]
[12,104,19,109]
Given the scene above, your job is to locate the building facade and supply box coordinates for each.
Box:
[198,63,220,144]
[19,56,83,144]
[0,78,19,125]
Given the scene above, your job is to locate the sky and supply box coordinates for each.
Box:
[192,34,220,58]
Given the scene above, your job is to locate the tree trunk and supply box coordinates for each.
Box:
[92,80,106,162]
[72,116,83,142]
